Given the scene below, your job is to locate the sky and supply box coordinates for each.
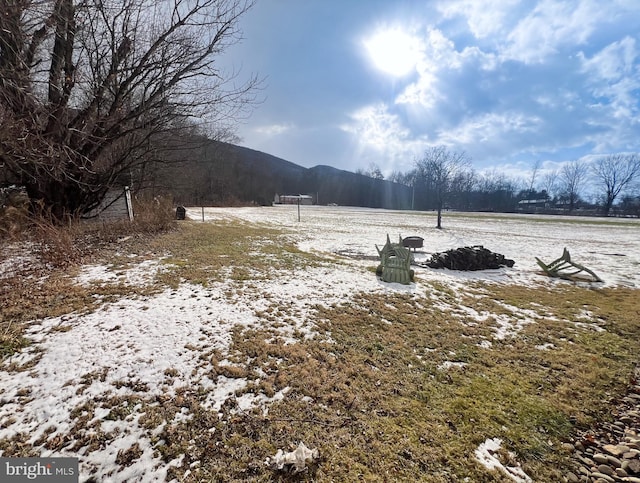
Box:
[217,0,640,182]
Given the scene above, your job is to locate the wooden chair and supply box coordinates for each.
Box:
[376,235,414,284]
[535,248,603,282]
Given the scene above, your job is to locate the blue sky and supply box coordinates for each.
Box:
[219,0,640,182]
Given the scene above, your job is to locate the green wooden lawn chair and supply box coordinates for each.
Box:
[376,235,414,284]
[535,247,603,282]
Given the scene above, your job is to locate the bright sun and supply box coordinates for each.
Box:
[364,28,421,77]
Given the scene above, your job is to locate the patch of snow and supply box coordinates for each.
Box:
[191,205,640,288]
[75,258,167,287]
[573,321,606,332]
[0,242,40,280]
[475,438,533,483]
[438,361,467,370]
[234,386,291,416]
[535,343,555,350]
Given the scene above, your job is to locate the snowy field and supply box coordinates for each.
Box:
[191,205,640,288]
[1,205,639,482]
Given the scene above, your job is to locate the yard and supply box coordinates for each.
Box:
[1,205,639,482]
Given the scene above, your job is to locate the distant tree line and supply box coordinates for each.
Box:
[380,148,640,219]
[145,140,414,209]
[139,140,640,220]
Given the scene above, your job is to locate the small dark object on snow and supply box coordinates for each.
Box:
[176,206,186,220]
[402,236,424,251]
[426,245,515,271]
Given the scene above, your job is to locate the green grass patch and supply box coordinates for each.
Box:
[150,221,327,287]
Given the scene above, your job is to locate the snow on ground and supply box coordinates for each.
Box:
[0,241,40,280]
[475,438,533,483]
[76,258,168,288]
[1,205,639,481]
[189,205,640,288]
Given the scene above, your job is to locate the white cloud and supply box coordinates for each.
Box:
[580,36,637,81]
[395,28,496,109]
[436,0,520,39]
[503,0,601,64]
[341,103,411,150]
[578,36,640,145]
[340,103,425,171]
[388,29,454,108]
[534,89,580,111]
[436,111,542,147]
[254,123,294,136]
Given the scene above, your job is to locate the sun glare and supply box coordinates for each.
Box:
[364,28,421,77]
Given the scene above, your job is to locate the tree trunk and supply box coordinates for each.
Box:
[0,0,259,222]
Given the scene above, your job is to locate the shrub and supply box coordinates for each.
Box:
[0,187,30,241]
[131,196,176,233]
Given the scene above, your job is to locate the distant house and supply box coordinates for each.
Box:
[517,199,548,212]
[274,193,313,205]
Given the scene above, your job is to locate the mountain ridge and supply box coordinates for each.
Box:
[193,141,413,209]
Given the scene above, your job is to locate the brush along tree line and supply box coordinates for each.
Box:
[0,0,259,221]
[400,148,640,225]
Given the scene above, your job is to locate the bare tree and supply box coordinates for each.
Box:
[559,160,589,212]
[356,162,384,180]
[476,170,519,212]
[387,170,404,184]
[541,169,558,200]
[527,159,542,194]
[0,0,259,219]
[450,169,476,211]
[592,153,640,215]
[415,146,470,228]
[368,163,384,180]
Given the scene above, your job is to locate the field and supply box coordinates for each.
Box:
[1,205,639,482]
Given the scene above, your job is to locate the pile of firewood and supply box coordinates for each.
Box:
[425,245,515,271]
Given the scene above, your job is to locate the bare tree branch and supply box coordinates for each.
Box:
[592,153,640,215]
[1,0,260,219]
[560,160,589,213]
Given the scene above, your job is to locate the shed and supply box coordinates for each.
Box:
[83,186,134,221]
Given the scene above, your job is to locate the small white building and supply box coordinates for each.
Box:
[274,194,313,205]
[517,199,548,212]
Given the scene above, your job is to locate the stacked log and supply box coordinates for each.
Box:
[425,245,515,271]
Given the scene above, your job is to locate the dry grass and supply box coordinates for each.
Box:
[156,283,638,482]
[0,197,176,357]
[149,220,325,287]
[1,218,639,482]
[142,224,640,481]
